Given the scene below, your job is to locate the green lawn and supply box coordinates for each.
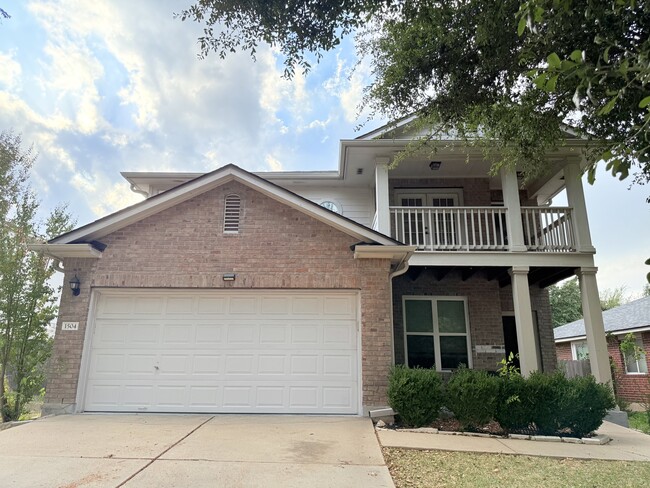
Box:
[628,412,650,435]
[383,448,650,488]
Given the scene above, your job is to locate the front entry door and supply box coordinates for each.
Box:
[502,315,520,370]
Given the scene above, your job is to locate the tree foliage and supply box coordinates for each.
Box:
[549,277,631,327]
[0,131,74,422]
[549,278,583,327]
[180,0,650,193]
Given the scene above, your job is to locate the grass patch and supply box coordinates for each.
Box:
[383,448,650,488]
[628,412,650,435]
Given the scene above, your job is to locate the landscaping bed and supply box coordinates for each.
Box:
[386,365,616,440]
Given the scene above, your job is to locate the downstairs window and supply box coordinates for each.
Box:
[404,297,472,370]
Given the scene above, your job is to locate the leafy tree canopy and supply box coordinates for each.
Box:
[180,0,650,195]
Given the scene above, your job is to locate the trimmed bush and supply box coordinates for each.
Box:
[526,371,567,435]
[518,371,615,437]
[445,367,500,430]
[495,374,534,433]
[557,375,616,437]
[387,365,444,427]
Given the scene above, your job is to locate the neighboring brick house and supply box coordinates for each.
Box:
[555,297,650,404]
[32,120,612,416]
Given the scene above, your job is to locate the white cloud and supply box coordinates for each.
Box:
[70,170,142,217]
[265,155,284,172]
[0,51,22,89]
[322,50,373,123]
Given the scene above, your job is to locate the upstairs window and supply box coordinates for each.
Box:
[223,194,241,234]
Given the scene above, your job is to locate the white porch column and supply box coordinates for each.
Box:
[500,168,527,252]
[564,162,596,253]
[577,267,612,384]
[375,157,391,235]
[509,266,541,376]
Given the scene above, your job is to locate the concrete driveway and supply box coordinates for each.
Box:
[0,414,394,488]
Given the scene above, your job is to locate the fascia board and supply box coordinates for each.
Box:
[28,243,102,259]
[556,325,650,343]
[353,245,416,262]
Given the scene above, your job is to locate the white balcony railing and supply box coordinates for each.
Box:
[390,206,509,251]
[521,206,575,252]
[390,206,576,252]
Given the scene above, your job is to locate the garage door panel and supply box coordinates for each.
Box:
[128,323,161,344]
[84,290,359,414]
[228,297,258,314]
[165,297,194,314]
[226,324,257,344]
[134,297,165,315]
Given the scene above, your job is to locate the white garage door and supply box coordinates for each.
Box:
[82,290,360,414]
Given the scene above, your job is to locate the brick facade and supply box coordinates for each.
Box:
[556,333,650,404]
[46,181,393,412]
[392,269,556,373]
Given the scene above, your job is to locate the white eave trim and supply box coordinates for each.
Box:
[555,325,650,343]
[353,245,416,264]
[52,166,399,246]
[28,243,103,260]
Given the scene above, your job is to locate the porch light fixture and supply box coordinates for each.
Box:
[69,275,81,296]
[222,273,236,281]
[429,161,442,171]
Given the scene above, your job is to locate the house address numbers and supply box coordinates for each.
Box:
[62,322,79,331]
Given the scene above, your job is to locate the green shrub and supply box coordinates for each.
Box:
[387,365,444,427]
[525,371,567,435]
[495,374,535,432]
[557,375,615,438]
[524,372,615,437]
[445,367,500,430]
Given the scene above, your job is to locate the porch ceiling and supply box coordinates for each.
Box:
[404,265,576,288]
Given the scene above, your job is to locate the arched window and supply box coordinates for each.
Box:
[223,194,241,234]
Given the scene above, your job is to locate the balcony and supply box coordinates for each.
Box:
[389,206,575,252]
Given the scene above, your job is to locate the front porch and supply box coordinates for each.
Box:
[391,265,612,387]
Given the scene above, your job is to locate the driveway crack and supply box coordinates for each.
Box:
[115,416,214,487]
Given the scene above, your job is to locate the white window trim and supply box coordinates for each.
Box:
[623,333,648,375]
[571,340,589,360]
[403,296,472,371]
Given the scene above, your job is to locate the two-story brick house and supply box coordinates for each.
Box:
[33,120,611,416]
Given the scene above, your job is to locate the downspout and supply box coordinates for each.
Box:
[388,253,412,365]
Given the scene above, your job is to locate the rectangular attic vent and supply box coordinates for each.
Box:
[224,194,241,233]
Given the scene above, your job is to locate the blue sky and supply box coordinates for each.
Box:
[1,0,648,297]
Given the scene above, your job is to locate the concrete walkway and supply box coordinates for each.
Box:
[378,421,650,461]
[0,414,394,488]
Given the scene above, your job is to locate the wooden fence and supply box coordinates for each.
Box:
[558,359,592,378]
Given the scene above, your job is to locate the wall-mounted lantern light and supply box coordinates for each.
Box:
[69,275,81,296]
[222,273,236,281]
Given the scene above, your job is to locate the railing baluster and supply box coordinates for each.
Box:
[463,209,471,251]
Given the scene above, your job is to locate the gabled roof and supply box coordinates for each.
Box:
[554,296,650,341]
[49,164,401,248]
